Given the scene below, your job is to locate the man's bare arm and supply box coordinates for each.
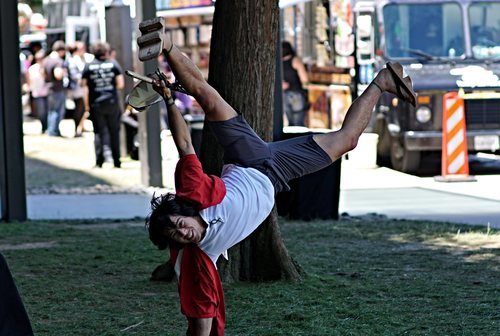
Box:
[293,56,309,85]
[153,79,195,157]
[115,74,125,90]
[80,78,90,113]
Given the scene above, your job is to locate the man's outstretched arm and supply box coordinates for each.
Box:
[153,79,195,157]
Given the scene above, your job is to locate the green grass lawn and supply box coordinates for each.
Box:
[1,219,498,335]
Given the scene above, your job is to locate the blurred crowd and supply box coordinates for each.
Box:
[20,39,128,168]
[21,40,92,137]
[19,38,201,167]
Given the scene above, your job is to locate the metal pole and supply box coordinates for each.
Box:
[0,0,27,221]
[351,16,360,101]
[136,0,163,187]
[105,4,135,157]
[105,4,135,96]
[274,11,284,141]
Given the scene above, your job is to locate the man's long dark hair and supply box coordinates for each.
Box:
[145,193,199,250]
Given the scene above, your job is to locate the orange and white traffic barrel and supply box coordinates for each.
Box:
[436,91,475,182]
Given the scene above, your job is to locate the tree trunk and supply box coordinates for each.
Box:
[200,0,301,282]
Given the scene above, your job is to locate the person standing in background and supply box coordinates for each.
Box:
[81,41,124,168]
[44,40,67,137]
[26,49,49,133]
[282,41,309,127]
[66,41,87,137]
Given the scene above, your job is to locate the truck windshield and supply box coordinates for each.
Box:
[383,2,465,59]
[469,2,500,59]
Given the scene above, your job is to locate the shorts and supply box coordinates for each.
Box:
[207,115,332,193]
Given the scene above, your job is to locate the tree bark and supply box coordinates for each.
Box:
[200,0,301,282]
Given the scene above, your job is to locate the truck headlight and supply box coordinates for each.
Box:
[416,106,432,123]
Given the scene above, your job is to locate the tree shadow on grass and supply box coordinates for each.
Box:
[25,157,112,193]
[279,219,500,335]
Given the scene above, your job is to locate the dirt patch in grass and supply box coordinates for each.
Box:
[65,222,144,230]
[0,241,58,250]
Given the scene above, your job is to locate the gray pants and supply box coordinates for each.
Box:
[207,115,332,193]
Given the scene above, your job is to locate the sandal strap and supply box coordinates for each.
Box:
[371,81,383,93]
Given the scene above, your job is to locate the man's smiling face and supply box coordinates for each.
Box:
[164,215,206,244]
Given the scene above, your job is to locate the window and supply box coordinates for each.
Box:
[469,2,500,59]
[383,2,465,59]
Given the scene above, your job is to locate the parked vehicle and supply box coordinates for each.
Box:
[354,0,500,173]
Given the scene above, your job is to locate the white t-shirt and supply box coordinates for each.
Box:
[198,164,275,265]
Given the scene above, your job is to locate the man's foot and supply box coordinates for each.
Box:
[373,62,417,107]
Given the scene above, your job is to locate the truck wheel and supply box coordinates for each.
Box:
[390,140,421,173]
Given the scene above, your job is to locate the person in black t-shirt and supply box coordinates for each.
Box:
[81,41,124,168]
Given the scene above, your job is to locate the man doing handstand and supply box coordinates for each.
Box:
[144,31,416,336]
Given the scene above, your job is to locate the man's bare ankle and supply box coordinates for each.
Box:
[371,80,383,93]
[163,42,174,55]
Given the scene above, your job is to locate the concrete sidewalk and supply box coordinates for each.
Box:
[23,118,499,226]
[339,160,500,228]
[27,193,152,220]
[27,158,500,228]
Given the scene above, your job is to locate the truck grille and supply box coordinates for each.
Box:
[464,99,500,129]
